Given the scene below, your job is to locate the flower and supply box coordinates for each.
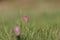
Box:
[23,16,28,23]
[14,26,20,36]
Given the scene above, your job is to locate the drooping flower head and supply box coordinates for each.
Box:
[23,16,28,23]
[14,26,20,36]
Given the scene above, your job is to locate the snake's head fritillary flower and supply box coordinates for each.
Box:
[23,16,28,23]
[14,26,20,36]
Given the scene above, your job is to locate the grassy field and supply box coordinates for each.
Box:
[0,1,60,40]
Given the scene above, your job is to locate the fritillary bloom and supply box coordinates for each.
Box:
[14,26,20,36]
[23,16,28,23]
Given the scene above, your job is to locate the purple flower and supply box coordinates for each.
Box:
[14,26,20,36]
[23,16,28,23]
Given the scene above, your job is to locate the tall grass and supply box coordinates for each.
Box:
[0,8,60,40]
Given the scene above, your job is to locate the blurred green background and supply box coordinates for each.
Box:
[0,0,60,40]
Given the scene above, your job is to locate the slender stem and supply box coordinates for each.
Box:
[17,35,20,40]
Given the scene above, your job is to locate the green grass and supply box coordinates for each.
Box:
[0,8,60,40]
